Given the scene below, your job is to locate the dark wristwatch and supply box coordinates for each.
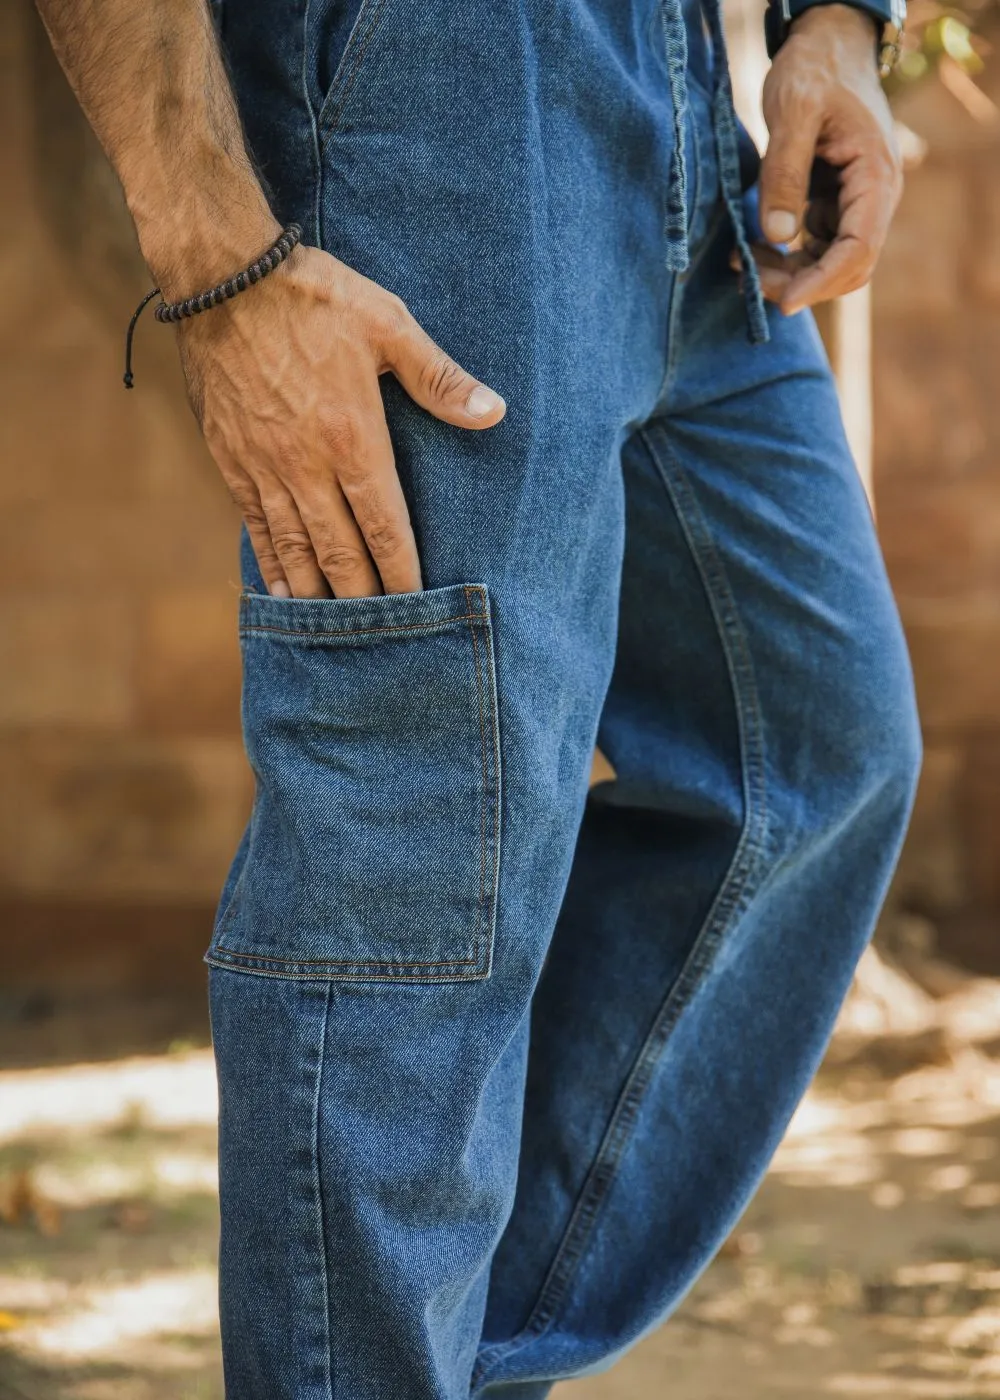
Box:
[764,0,906,77]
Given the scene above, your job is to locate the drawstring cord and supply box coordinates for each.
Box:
[659,0,691,273]
[658,0,770,344]
[701,0,770,342]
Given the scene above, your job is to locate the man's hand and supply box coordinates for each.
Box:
[744,3,903,315]
[31,0,505,600]
[175,235,505,600]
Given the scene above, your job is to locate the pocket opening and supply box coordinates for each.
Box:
[314,0,390,151]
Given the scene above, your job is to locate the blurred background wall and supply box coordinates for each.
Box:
[875,24,1000,974]
[2,0,249,1050]
[2,0,999,1053]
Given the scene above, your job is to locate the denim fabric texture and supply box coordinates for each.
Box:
[206,0,921,1394]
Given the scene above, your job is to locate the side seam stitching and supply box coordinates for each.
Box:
[471,427,770,1390]
[301,0,325,249]
[313,981,334,1400]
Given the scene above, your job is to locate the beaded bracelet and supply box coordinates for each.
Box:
[123,222,302,388]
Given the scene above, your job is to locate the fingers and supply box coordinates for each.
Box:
[781,163,881,314]
[730,243,812,305]
[780,236,871,315]
[218,396,421,599]
[256,478,334,599]
[235,464,392,600]
[379,300,506,430]
[291,479,386,599]
[734,142,889,313]
[735,230,871,316]
[309,395,422,595]
[230,475,292,599]
[759,98,824,246]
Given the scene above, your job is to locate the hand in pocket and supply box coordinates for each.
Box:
[175,236,506,600]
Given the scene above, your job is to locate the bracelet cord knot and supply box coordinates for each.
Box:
[123,222,302,389]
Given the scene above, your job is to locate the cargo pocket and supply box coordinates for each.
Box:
[207,583,501,983]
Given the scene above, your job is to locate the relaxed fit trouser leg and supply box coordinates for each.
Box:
[210,3,681,1395]
[476,204,920,1394]
[208,1,920,1396]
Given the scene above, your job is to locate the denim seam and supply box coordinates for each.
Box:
[647,3,715,106]
[703,0,769,344]
[302,0,324,249]
[203,956,491,982]
[209,946,482,970]
[655,202,727,409]
[317,0,388,158]
[312,981,334,1400]
[240,612,486,641]
[471,432,769,1392]
[648,428,769,876]
[465,588,490,973]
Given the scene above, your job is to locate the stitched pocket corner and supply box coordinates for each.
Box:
[207,583,501,984]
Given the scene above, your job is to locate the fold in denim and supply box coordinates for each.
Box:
[658,0,770,343]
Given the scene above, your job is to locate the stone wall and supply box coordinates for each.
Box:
[874,37,1000,971]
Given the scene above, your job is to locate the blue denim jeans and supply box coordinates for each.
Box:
[206,0,921,1395]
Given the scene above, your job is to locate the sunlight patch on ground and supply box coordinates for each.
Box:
[825,1377,1000,1396]
[4,961,1000,1400]
[18,1270,218,1359]
[0,1053,217,1142]
[24,1150,219,1212]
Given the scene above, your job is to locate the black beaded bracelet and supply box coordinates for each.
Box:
[123,222,302,389]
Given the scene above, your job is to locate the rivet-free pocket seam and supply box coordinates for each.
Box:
[208,583,502,983]
[240,611,487,643]
[463,586,501,978]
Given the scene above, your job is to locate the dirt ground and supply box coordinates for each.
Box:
[1,952,999,1400]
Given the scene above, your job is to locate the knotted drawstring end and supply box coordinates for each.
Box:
[123,287,162,389]
[739,250,771,344]
[665,236,690,274]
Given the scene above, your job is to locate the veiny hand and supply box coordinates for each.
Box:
[175,234,505,599]
[737,3,903,315]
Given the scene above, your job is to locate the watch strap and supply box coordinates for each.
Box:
[764,0,906,75]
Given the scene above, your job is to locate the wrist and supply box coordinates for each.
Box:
[128,165,281,303]
[789,2,878,44]
[766,0,904,73]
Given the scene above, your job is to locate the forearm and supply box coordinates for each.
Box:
[33,0,280,298]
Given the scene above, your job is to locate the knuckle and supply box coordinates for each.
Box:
[852,235,876,267]
[885,152,905,206]
[840,259,871,295]
[318,409,362,459]
[764,157,805,196]
[766,68,818,114]
[376,292,411,341]
[316,539,370,578]
[275,446,307,483]
[269,526,313,562]
[229,481,262,515]
[363,516,406,560]
[242,503,270,531]
[419,351,468,403]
